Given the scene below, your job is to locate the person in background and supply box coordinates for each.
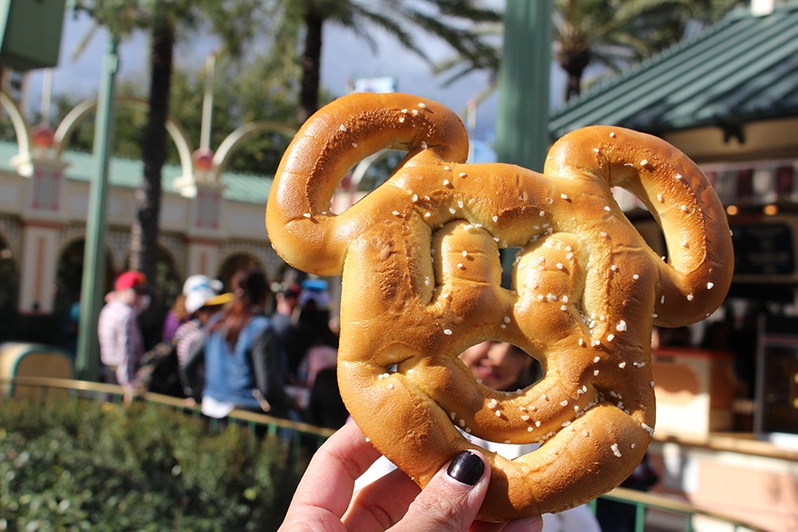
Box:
[162,294,188,343]
[132,276,232,398]
[304,365,349,430]
[97,271,149,397]
[457,341,539,393]
[298,312,342,427]
[288,278,336,385]
[175,274,232,403]
[272,282,301,334]
[299,278,331,310]
[201,267,294,421]
[270,282,301,385]
[300,327,349,429]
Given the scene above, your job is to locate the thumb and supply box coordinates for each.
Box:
[391,450,489,532]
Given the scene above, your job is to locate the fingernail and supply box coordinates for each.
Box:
[447,451,484,486]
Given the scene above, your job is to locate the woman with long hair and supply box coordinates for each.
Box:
[201,267,293,420]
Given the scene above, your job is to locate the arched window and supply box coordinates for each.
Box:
[53,239,114,355]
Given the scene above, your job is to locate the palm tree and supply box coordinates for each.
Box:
[436,0,741,104]
[128,11,174,286]
[274,0,502,124]
[553,0,740,101]
[77,1,269,287]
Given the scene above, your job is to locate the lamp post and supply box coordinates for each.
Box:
[74,27,119,381]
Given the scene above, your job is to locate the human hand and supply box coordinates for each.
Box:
[279,421,542,532]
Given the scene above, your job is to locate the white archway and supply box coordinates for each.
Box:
[0,91,31,159]
[53,96,194,180]
[211,120,297,182]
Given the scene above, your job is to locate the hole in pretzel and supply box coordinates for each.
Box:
[330,149,406,214]
[458,341,541,394]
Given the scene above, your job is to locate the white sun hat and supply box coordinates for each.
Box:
[183,274,228,314]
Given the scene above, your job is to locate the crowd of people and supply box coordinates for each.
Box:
[96,267,347,428]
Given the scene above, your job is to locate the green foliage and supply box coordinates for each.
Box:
[44,59,297,177]
[0,396,302,530]
[280,0,503,122]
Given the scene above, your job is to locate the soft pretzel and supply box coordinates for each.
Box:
[266,93,733,520]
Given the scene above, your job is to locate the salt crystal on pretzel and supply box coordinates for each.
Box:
[266,92,733,521]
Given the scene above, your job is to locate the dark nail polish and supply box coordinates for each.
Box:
[447,451,484,486]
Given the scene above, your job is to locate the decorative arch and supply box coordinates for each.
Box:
[211,120,297,182]
[54,235,115,298]
[152,242,183,307]
[0,90,31,159]
[52,237,115,352]
[53,96,195,179]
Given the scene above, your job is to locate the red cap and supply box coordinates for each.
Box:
[115,271,147,291]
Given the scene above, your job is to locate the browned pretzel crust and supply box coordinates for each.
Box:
[266,92,733,520]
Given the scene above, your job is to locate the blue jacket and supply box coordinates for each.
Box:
[203,314,288,414]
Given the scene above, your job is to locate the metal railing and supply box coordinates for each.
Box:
[588,487,766,532]
[2,376,767,532]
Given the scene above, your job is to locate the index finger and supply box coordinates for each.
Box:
[288,420,382,518]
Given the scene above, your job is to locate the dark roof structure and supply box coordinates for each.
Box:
[549,2,798,140]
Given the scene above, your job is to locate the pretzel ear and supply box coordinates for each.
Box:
[544,126,733,326]
[266,92,469,276]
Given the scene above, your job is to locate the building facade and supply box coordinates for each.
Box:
[0,93,289,345]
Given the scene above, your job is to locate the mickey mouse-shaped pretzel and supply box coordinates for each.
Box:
[266,92,733,520]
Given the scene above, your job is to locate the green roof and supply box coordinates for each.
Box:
[0,140,272,204]
[549,2,798,139]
